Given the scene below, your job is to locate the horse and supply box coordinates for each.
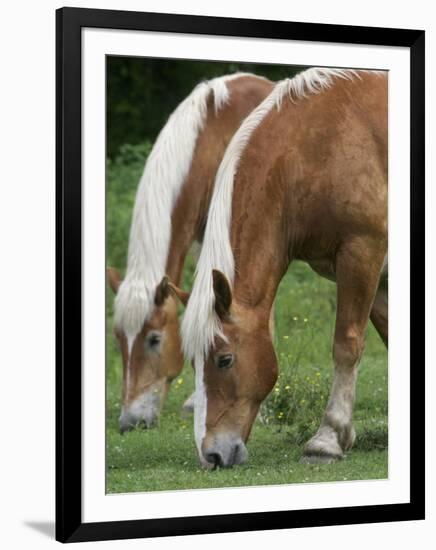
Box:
[177,68,388,467]
[108,73,274,432]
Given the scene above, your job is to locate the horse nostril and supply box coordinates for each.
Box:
[206,452,223,469]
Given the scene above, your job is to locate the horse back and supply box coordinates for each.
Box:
[233,71,388,263]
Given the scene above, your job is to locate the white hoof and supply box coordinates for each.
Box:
[303,426,344,462]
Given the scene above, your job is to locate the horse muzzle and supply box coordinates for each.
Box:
[119,407,159,433]
[119,386,162,433]
[202,434,248,469]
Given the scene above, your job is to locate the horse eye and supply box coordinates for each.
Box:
[215,354,234,369]
[147,332,162,348]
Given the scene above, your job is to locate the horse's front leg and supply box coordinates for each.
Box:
[182,360,197,413]
[302,238,387,463]
[182,391,196,413]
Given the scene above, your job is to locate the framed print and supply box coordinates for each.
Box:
[56,7,425,543]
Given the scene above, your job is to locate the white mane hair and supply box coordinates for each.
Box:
[181,67,385,456]
[114,72,258,341]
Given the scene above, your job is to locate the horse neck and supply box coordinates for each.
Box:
[230,190,290,322]
[166,77,275,286]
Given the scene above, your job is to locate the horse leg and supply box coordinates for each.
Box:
[370,284,388,347]
[302,238,386,463]
[182,360,196,413]
[182,391,196,413]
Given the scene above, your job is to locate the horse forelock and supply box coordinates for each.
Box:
[114,72,259,338]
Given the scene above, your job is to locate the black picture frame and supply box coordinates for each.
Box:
[56,7,425,543]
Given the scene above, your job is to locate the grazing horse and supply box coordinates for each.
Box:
[180,68,388,467]
[108,73,274,432]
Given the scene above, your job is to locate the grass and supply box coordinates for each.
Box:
[106,260,388,494]
[106,143,388,493]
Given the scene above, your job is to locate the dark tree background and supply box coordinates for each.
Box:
[107,56,306,158]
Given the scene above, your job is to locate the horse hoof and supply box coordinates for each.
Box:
[182,393,195,413]
[302,427,344,463]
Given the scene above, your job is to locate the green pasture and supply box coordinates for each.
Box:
[105,143,388,494]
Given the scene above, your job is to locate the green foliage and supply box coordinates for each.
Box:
[106,142,152,271]
[106,419,388,493]
[260,364,331,443]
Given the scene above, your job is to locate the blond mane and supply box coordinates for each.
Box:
[114,73,256,341]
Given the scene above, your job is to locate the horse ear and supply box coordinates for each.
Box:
[212,269,232,319]
[107,267,122,294]
[157,276,190,307]
[155,276,172,306]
